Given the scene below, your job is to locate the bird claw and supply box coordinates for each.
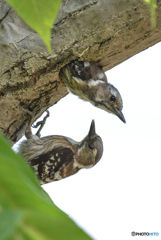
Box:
[32,121,42,129]
[19,104,34,117]
[33,110,50,137]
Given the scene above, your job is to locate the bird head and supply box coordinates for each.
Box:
[92,82,126,123]
[60,60,126,123]
[77,120,103,167]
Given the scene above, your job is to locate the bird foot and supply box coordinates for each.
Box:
[32,110,50,137]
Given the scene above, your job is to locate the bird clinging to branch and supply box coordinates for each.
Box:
[18,111,103,184]
[60,60,126,123]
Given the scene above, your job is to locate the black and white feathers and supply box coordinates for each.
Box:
[60,60,126,123]
[19,120,103,184]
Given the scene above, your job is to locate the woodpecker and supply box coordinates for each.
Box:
[59,60,126,123]
[18,112,103,184]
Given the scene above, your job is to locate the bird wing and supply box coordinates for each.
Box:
[67,60,108,83]
[29,146,78,183]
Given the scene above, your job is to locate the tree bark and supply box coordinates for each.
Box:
[0,0,161,144]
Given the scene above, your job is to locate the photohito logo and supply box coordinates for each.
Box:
[131,232,159,237]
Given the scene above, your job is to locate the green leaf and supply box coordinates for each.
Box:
[0,210,23,240]
[144,0,157,29]
[0,134,92,240]
[5,0,62,52]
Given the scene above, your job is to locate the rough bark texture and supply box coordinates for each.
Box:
[0,0,161,144]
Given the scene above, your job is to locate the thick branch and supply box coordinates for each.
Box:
[0,0,161,143]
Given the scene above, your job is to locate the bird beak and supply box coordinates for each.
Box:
[114,108,126,123]
[88,120,96,137]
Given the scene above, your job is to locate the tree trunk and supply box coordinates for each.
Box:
[0,0,161,144]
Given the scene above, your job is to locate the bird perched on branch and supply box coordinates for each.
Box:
[18,111,103,184]
[59,60,126,123]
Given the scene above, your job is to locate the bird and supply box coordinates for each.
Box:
[59,60,126,123]
[18,112,103,184]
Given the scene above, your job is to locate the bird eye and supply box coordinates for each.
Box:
[110,95,116,102]
[88,143,95,150]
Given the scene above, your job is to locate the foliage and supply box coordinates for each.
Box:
[144,0,157,28]
[5,0,62,52]
[0,134,91,240]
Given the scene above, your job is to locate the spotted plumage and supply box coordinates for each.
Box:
[19,119,103,184]
[60,60,126,123]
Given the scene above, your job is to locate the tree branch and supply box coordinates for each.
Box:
[0,0,161,143]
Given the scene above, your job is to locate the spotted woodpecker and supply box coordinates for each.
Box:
[59,60,126,123]
[18,111,103,184]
